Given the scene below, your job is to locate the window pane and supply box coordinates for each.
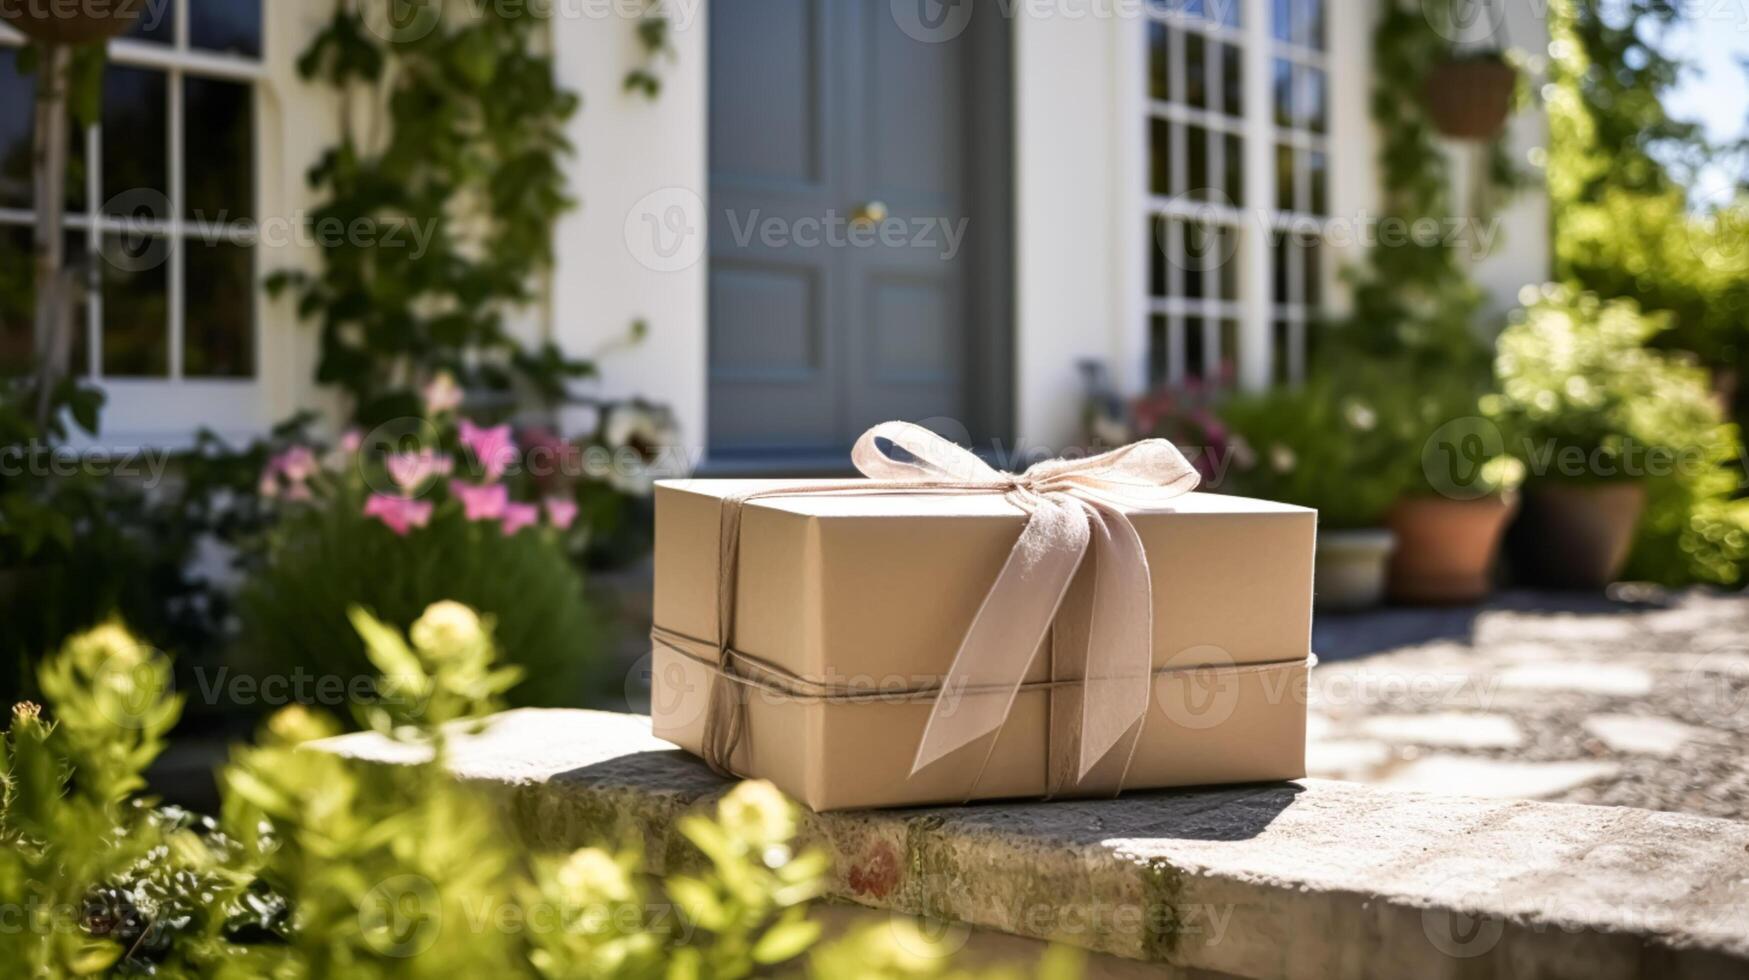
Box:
[0,228,92,375]
[1,50,86,213]
[1300,0,1325,50]
[1183,33,1207,110]
[1224,132,1244,207]
[184,239,254,377]
[1219,0,1240,28]
[1272,233,1291,306]
[1187,124,1208,198]
[1150,118,1172,196]
[1185,316,1206,380]
[1221,44,1243,118]
[1309,150,1328,215]
[185,76,255,222]
[1219,319,1239,380]
[0,52,37,212]
[1218,225,1239,301]
[125,1,174,44]
[1305,238,1323,308]
[191,0,264,58]
[1150,217,1168,297]
[1150,217,1166,297]
[99,232,169,377]
[1183,221,1206,300]
[1149,22,1171,102]
[1272,59,1293,128]
[1149,315,1169,387]
[1272,0,1292,42]
[102,67,168,218]
[1275,143,1295,211]
[1299,66,1327,133]
[1273,320,1294,385]
[0,224,33,374]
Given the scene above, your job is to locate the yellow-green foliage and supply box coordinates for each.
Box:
[3,614,1083,979]
[1489,288,1749,585]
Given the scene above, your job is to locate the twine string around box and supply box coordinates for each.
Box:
[677,421,1212,796]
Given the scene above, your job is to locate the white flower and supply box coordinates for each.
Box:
[718,780,796,849]
[1269,444,1297,474]
[423,372,464,416]
[410,601,486,660]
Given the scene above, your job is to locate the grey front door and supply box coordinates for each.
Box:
[708,0,1009,461]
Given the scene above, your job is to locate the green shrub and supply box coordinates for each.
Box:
[1217,365,1420,529]
[1488,286,1749,585]
[2,610,1083,978]
[239,476,603,714]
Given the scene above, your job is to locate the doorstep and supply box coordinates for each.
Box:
[314,709,1749,979]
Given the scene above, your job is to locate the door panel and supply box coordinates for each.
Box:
[707,0,823,185]
[709,1,841,451]
[709,0,1001,459]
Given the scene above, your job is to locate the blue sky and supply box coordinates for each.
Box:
[1658,11,1749,201]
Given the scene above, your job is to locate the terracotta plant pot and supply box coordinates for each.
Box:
[1424,57,1516,140]
[1314,528,1396,613]
[0,0,146,44]
[1507,481,1647,590]
[1385,493,1519,605]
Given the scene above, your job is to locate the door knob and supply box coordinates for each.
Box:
[850,200,889,227]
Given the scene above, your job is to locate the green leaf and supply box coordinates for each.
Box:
[664,875,725,932]
[751,916,822,965]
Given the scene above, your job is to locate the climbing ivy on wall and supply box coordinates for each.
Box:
[1326,0,1524,381]
[267,2,589,426]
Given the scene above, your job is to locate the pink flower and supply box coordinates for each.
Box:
[257,469,280,499]
[460,420,518,482]
[501,502,540,536]
[325,429,365,472]
[544,496,579,531]
[452,480,509,522]
[387,450,453,493]
[364,494,434,536]
[274,446,318,484]
[424,373,463,415]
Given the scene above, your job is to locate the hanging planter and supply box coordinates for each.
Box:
[0,0,146,44]
[1424,52,1517,141]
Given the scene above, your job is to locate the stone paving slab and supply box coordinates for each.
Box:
[317,709,1749,979]
[1307,590,1749,819]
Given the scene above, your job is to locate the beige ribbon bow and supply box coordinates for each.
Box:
[849,422,1201,782]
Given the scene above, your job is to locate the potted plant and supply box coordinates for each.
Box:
[1424,49,1518,141]
[1383,377,1525,604]
[1486,287,1701,589]
[1216,370,1409,612]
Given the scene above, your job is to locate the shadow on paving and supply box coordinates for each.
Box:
[1310,587,1678,663]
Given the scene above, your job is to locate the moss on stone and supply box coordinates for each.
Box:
[902,815,957,919]
[1138,857,1189,962]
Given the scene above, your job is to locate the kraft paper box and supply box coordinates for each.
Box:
[649,479,1315,811]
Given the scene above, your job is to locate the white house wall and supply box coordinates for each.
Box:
[549,2,710,458]
[1465,0,1552,319]
[1011,5,1132,451]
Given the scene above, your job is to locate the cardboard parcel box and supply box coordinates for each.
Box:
[650,479,1315,811]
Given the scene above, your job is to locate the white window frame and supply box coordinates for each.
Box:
[1129,0,1343,394]
[0,0,267,446]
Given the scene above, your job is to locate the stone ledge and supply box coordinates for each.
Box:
[315,709,1749,979]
